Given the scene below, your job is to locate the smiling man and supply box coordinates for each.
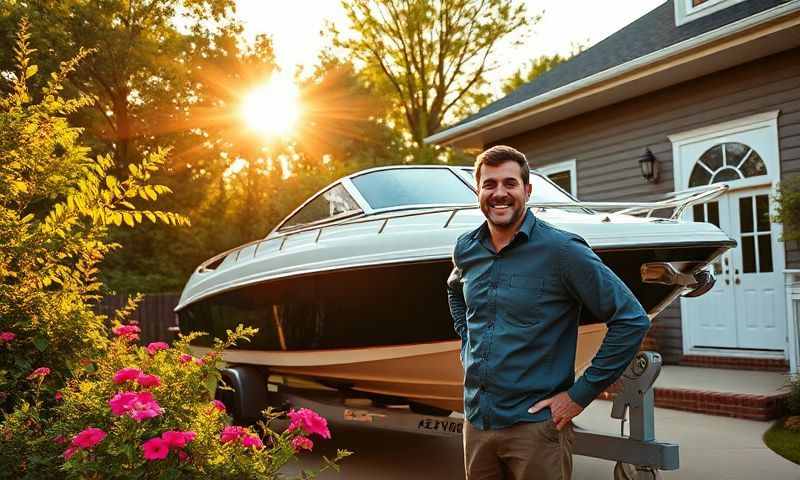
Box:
[447,145,650,480]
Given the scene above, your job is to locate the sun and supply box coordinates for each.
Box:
[240,74,301,137]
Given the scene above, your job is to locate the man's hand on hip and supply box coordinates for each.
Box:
[528,391,584,430]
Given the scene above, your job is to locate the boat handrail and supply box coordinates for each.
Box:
[195,184,727,273]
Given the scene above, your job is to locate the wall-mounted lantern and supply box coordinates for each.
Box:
[639,148,659,183]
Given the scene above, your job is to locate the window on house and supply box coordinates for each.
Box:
[687,142,767,188]
[675,0,748,26]
[534,159,578,197]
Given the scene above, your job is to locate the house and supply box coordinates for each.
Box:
[426,0,800,373]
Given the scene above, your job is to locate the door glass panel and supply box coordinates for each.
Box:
[755,194,770,231]
[757,234,773,273]
[689,165,712,187]
[712,168,742,183]
[707,201,720,227]
[740,152,767,177]
[741,236,756,274]
[700,145,723,170]
[739,197,754,233]
[693,204,704,222]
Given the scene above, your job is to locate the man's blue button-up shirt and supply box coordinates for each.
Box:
[447,209,650,430]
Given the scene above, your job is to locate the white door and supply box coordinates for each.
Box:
[672,113,786,353]
[685,190,786,350]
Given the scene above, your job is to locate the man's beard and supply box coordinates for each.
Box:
[482,200,525,229]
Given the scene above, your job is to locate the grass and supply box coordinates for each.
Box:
[763,418,800,465]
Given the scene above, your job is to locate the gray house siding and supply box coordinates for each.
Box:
[491,47,800,363]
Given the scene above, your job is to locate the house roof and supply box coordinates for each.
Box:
[427,0,795,146]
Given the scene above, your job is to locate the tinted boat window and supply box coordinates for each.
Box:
[281,183,360,229]
[351,168,476,209]
[459,167,575,203]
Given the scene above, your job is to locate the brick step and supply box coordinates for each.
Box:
[598,385,788,421]
[679,355,789,372]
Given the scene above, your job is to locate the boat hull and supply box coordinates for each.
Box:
[193,323,607,412]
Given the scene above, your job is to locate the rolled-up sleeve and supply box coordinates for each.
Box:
[559,235,651,407]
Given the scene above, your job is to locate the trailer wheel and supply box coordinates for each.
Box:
[217,365,270,425]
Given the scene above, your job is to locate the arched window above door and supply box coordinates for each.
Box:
[688,142,767,188]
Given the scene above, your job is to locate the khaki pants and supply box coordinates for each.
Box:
[464,420,574,480]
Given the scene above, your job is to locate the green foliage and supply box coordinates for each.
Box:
[787,375,800,416]
[334,0,533,147]
[775,176,800,242]
[0,14,184,445]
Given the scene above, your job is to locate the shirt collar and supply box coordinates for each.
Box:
[473,208,537,243]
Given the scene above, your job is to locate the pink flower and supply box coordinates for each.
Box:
[177,450,189,462]
[0,332,16,342]
[72,427,107,449]
[63,445,78,460]
[53,435,67,445]
[161,430,196,449]
[109,391,138,415]
[179,353,193,363]
[220,426,245,444]
[194,357,205,366]
[55,391,63,401]
[287,408,331,439]
[109,391,163,421]
[112,324,140,341]
[141,437,169,461]
[242,434,264,449]
[128,392,163,422]
[291,436,314,452]
[211,400,226,412]
[27,367,50,380]
[136,373,161,388]
[146,342,169,355]
[113,367,142,384]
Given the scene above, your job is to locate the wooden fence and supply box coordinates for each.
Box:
[95,293,180,345]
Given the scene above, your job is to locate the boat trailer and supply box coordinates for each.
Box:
[222,351,676,479]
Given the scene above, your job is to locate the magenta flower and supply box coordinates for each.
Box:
[136,373,161,388]
[178,353,193,364]
[109,391,163,421]
[211,400,226,412]
[177,449,189,462]
[55,391,63,401]
[27,367,51,380]
[53,435,67,445]
[287,408,331,439]
[72,427,107,449]
[112,324,140,341]
[0,332,16,342]
[128,392,163,422]
[242,434,264,449]
[291,435,314,452]
[194,357,205,366]
[109,391,138,415]
[141,437,169,461]
[146,342,169,356]
[63,445,78,460]
[220,426,246,444]
[113,367,142,384]
[161,430,196,449]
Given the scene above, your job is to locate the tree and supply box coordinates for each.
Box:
[500,44,585,95]
[335,0,531,151]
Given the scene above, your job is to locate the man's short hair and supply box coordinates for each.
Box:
[474,145,530,186]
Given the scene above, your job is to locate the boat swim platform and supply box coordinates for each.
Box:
[598,365,790,421]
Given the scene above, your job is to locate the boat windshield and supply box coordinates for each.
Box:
[351,168,477,209]
[457,167,577,203]
[281,183,361,230]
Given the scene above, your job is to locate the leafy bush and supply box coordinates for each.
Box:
[0,20,349,478]
[775,175,800,242]
[787,375,800,417]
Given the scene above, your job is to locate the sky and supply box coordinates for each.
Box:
[234,0,667,84]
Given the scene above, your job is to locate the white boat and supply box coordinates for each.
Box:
[176,165,734,413]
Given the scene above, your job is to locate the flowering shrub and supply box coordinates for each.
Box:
[43,324,349,478]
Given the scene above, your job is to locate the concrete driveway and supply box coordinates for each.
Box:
[284,400,800,479]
